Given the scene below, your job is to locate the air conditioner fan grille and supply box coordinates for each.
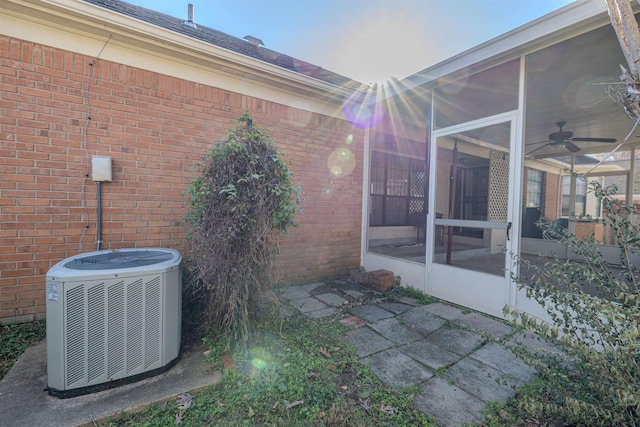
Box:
[64,250,173,270]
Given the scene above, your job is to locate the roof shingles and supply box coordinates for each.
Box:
[82,0,364,89]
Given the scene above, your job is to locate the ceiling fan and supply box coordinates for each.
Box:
[526,121,617,156]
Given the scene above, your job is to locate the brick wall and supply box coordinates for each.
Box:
[0,36,364,322]
[542,172,559,219]
[574,221,604,242]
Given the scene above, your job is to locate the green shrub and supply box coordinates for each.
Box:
[185,113,299,344]
[507,178,640,426]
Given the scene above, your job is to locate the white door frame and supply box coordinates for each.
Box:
[425,111,523,318]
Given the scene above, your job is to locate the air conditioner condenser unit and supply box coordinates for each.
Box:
[45,248,182,398]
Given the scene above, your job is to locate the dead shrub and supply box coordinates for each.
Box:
[185,113,299,344]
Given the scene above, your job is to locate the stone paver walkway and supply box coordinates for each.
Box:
[278,278,561,427]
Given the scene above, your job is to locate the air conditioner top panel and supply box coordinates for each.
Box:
[64,250,174,270]
[47,248,182,281]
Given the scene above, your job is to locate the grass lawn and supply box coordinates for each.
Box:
[3,285,613,426]
[0,320,46,379]
[97,312,436,427]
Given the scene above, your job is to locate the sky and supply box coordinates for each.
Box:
[124,0,576,84]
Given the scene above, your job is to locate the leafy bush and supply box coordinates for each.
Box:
[185,113,299,343]
[507,178,640,426]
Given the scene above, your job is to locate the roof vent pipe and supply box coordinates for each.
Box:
[184,4,197,28]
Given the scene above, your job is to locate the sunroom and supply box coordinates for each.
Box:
[362,0,640,319]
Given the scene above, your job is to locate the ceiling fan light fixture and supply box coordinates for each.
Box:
[526,121,617,157]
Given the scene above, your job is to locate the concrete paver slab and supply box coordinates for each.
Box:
[415,377,485,427]
[399,339,462,370]
[315,292,348,307]
[377,302,412,315]
[292,296,329,313]
[301,282,327,292]
[456,312,513,340]
[342,289,365,299]
[286,279,549,426]
[397,305,447,337]
[348,304,394,322]
[470,342,537,381]
[277,285,309,302]
[507,331,565,358]
[444,357,520,403]
[427,325,486,356]
[339,316,367,328]
[335,281,372,293]
[369,317,423,345]
[363,349,433,388]
[345,327,394,358]
[308,284,340,296]
[422,302,464,320]
[397,296,420,306]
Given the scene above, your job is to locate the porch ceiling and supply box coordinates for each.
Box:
[523,22,637,160]
[391,0,639,160]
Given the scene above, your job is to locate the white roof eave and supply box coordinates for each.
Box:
[401,0,610,93]
[3,0,361,102]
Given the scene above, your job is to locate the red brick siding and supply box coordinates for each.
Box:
[574,221,604,241]
[0,36,364,322]
[542,172,559,219]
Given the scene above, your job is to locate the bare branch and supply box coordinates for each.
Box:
[606,0,640,78]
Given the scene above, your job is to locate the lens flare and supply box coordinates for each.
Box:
[562,75,608,111]
[251,358,268,369]
[342,91,384,129]
[438,74,469,95]
[322,180,335,197]
[346,134,354,144]
[331,165,343,175]
[327,147,356,177]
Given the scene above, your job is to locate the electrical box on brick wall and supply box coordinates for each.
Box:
[92,156,112,182]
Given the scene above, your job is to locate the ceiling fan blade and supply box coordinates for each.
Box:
[525,142,553,156]
[571,137,617,143]
[564,141,581,152]
[527,139,551,146]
